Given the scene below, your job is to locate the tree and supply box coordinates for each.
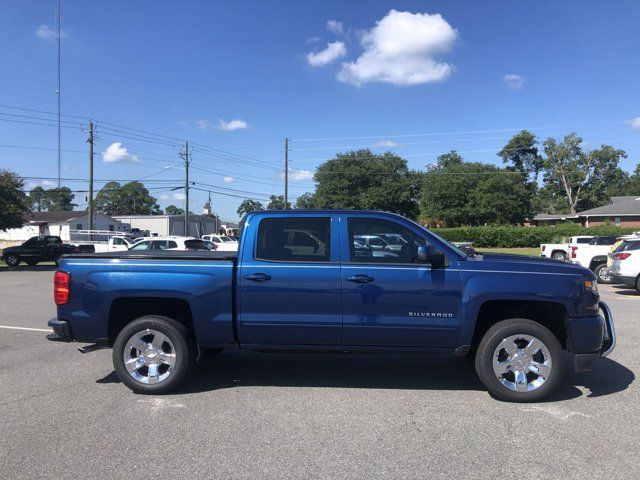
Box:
[237,199,264,217]
[94,181,160,215]
[626,164,640,196]
[420,152,531,226]
[29,186,48,212]
[165,205,185,215]
[313,149,420,219]
[95,181,122,216]
[541,134,627,214]
[294,192,316,209]
[498,130,543,182]
[117,181,161,214]
[267,194,291,210]
[45,187,76,211]
[0,169,31,230]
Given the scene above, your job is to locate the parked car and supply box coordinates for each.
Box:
[47,210,615,402]
[569,236,618,283]
[1,236,77,267]
[202,234,239,252]
[609,240,640,290]
[128,236,217,251]
[540,236,593,261]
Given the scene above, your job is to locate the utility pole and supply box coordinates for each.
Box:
[56,0,62,187]
[180,141,191,236]
[284,137,289,209]
[87,121,94,233]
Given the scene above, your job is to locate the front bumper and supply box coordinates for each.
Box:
[573,301,616,372]
[46,319,73,342]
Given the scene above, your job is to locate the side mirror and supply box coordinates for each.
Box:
[418,245,446,267]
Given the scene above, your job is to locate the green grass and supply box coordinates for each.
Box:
[477,247,540,257]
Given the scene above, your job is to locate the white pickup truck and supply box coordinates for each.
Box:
[539,236,593,261]
[73,234,134,253]
[569,236,618,283]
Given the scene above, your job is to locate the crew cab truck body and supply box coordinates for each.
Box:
[540,236,593,261]
[2,235,77,266]
[569,236,618,284]
[48,211,616,402]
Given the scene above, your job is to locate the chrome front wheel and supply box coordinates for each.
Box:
[475,318,564,402]
[492,334,552,392]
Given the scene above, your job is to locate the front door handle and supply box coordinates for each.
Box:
[347,274,374,283]
[245,273,272,282]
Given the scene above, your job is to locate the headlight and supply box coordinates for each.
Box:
[584,279,599,311]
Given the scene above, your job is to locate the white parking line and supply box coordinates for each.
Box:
[0,325,52,332]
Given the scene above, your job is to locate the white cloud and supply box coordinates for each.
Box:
[337,10,458,86]
[159,194,170,200]
[102,142,140,164]
[173,192,186,201]
[41,180,55,186]
[223,176,235,183]
[371,140,398,148]
[289,169,314,181]
[35,24,66,40]
[196,119,211,130]
[306,36,322,44]
[307,41,347,67]
[326,20,345,35]
[503,73,525,90]
[217,119,248,131]
[627,117,640,130]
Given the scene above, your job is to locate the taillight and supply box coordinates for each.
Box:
[571,246,578,259]
[615,252,631,260]
[54,271,70,305]
[213,243,218,250]
[541,245,546,252]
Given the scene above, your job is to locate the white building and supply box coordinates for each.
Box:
[0,211,126,242]
[114,214,220,237]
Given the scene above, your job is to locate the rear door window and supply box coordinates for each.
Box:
[256,217,330,262]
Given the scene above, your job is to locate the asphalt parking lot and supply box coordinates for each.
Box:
[0,269,638,479]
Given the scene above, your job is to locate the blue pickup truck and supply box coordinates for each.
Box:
[47,210,615,402]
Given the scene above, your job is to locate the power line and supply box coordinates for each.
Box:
[290,121,626,142]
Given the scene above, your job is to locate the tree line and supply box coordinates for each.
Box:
[238,130,640,227]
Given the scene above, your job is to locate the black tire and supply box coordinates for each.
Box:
[552,251,566,261]
[112,315,194,394]
[25,259,39,267]
[594,263,612,284]
[4,254,20,267]
[475,318,564,402]
[636,276,640,293]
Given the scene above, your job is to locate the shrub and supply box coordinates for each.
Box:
[431,225,638,248]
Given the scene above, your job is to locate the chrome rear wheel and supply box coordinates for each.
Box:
[123,328,177,385]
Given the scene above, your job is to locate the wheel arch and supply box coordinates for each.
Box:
[589,256,608,271]
[107,297,194,346]
[471,299,569,352]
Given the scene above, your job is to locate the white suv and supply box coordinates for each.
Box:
[609,239,640,291]
[128,236,217,251]
[202,234,238,252]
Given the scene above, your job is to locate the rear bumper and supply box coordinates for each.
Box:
[572,301,616,372]
[610,273,636,288]
[46,319,73,342]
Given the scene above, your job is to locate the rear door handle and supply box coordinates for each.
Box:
[347,274,374,283]
[245,273,272,282]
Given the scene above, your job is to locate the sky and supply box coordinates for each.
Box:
[1,0,639,221]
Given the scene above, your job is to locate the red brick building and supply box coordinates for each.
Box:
[532,196,640,228]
